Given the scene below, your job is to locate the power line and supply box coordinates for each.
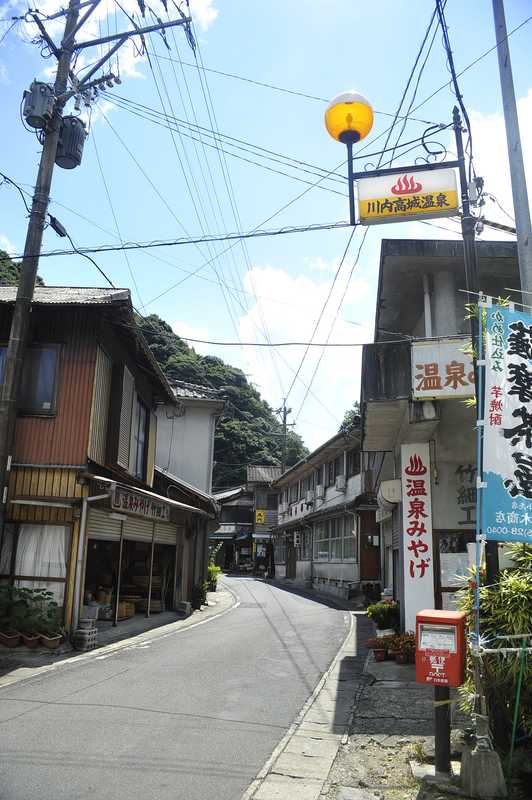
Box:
[170,335,411,347]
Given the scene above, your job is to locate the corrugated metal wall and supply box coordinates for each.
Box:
[13,309,98,465]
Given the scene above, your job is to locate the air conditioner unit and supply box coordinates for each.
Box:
[306,489,315,503]
[335,474,346,492]
[315,484,325,499]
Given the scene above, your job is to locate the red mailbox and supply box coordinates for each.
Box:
[415,609,466,688]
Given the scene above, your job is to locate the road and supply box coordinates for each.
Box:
[0,577,350,800]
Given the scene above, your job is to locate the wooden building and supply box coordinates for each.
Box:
[0,287,217,631]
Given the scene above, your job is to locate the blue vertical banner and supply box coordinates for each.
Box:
[482,304,532,543]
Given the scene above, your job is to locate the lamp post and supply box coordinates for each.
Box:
[324,91,374,225]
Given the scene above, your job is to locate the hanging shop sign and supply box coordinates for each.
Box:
[482,304,532,543]
[401,443,435,631]
[357,167,458,225]
[412,338,474,400]
[255,509,266,524]
[112,485,170,522]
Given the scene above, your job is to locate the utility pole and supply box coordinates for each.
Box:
[275,400,292,472]
[492,0,532,296]
[0,0,192,537]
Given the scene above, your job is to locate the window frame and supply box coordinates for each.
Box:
[132,395,149,480]
[0,343,61,417]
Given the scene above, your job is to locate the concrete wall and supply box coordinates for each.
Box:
[279,473,362,526]
[156,403,217,493]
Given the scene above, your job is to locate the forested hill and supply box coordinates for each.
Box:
[138,314,308,488]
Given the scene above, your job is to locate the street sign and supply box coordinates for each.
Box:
[482,304,532,543]
[255,509,266,524]
[412,338,474,400]
[401,443,435,631]
[357,167,458,225]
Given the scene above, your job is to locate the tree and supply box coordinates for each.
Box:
[339,400,361,438]
[0,251,44,287]
[137,314,308,487]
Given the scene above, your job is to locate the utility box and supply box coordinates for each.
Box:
[55,116,87,169]
[415,609,466,688]
[22,81,54,129]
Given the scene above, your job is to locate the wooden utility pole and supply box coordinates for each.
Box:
[0,0,191,536]
[492,0,532,297]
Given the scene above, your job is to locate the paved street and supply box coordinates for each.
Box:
[0,577,349,800]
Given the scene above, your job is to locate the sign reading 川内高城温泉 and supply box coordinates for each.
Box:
[357,168,458,225]
[482,305,532,543]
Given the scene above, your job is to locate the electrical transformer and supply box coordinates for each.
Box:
[22,81,54,129]
[55,116,87,169]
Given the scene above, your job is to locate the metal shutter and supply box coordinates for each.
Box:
[117,366,134,469]
[123,516,154,542]
[87,508,122,541]
[88,346,112,465]
[154,521,177,545]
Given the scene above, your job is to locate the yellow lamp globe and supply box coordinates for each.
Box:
[325,91,374,144]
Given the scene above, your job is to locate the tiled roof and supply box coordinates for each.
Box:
[247,465,282,483]
[169,379,223,401]
[213,486,247,501]
[0,286,130,305]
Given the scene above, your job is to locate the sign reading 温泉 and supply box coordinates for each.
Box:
[412,338,474,400]
[357,168,458,225]
[401,443,435,631]
[482,305,532,543]
[112,486,170,522]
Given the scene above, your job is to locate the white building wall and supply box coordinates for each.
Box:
[156,403,217,493]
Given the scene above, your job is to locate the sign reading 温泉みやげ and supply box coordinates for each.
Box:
[482,305,532,543]
[357,168,458,225]
[401,443,435,631]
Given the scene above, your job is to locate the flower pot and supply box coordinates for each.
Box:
[376,628,395,637]
[40,633,61,650]
[0,629,21,648]
[395,652,408,664]
[373,648,387,662]
[22,632,40,649]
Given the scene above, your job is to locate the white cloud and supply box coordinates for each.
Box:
[0,234,17,255]
[172,319,211,355]
[189,0,219,31]
[236,265,372,450]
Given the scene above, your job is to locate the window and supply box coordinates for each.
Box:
[327,461,335,487]
[347,449,361,477]
[297,530,312,561]
[132,397,148,480]
[0,345,60,415]
[11,524,70,606]
[314,521,329,561]
[274,535,286,564]
[343,515,357,560]
[266,493,277,510]
[335,455,344,477]
[289,483,298,503]
[330,517,343,560]
[256,491,267,507]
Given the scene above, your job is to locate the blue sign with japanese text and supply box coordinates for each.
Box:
[482,305,532,543]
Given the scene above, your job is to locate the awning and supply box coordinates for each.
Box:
[85,474,211,517]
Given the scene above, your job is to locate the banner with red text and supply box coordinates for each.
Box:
[401,443,435,630]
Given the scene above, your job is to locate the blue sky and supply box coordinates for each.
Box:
[1,0,531,450]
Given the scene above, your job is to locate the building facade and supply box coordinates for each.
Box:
[361,239,519,629]
[272,432,378,600]
[0,287,217,632]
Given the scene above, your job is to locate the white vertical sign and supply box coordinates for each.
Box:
[401,443,435,630]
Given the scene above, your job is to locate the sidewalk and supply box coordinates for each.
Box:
[0,583,237,690]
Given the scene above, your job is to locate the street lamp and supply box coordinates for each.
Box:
[324,91,373,225]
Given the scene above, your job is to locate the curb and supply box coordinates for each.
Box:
[0,581,240,692]
[240,608,357,800]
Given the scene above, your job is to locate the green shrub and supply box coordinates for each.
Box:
[366,600,399,630]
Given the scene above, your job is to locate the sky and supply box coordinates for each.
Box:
[0,0,531,451]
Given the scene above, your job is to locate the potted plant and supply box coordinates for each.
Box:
[366,600,399,636]
[38,602,63,649]
[20,608,42,649]
[395,632,416,664]
[381,634,400,660]
[207,562,221,592]
[365,636,391,662]
[0,584,22,647]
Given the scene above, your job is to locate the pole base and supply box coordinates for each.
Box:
[461,745,508,798]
